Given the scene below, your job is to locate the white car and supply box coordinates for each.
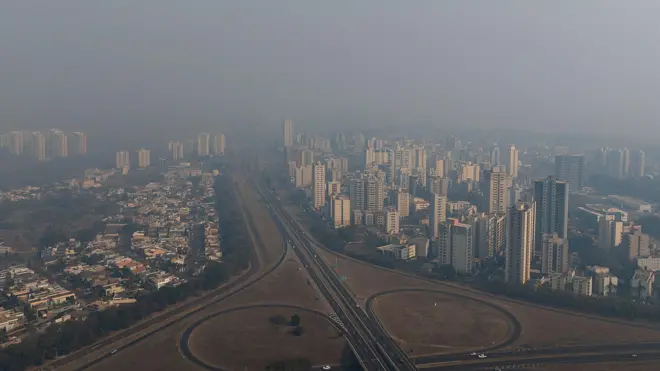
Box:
[110,350,118,354]
[322,366,331,370]
[469,352,478,356]
[478,354,487,359]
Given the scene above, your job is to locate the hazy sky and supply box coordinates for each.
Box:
[2,1,660,140]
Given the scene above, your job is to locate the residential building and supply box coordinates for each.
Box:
[0,308,24,332]
[212,133,225,155]
[631,269,654,299]
[506,145,519,178]
[48,129,68,158]
[396,188,410,217]
[505,202,535,285]
[437,220,474,274]
[197,133,211,156]
[169,141,184,161]
[485,169,508,214]
[294,164,313,188]
[365,176,384,212]
[283,118,294,148]
[555,154,585,191]
[330,195,351,228]
[534,176,569,255]
[312,163,326,209]
[429,193,447,240]
[636,257,660,271]
[541,233,569,274]
[631,149,646,178]
[385,207,400,235]
[550,269,593,296]
[70,132,87,155]
[427,176,449,197]
[327,180,341,197]
[597,214,623,249]
[490,144,500,166]
[349,177,365,212]
[376,243,416,260]
[624,228,651,260]
[31,132,46,162]
[137,149,151,168]
[116,151,130,169]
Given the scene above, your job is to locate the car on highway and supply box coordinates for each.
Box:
[632,354,638,358]
[477,353,487,359]
[322,366,331,370]
[469,352,478,356]
[110,350,118,355]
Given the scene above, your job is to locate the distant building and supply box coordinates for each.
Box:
[376,243,416,260]
[116,151,130,169]
[283,119,294,148]
[429,193,447,240]
[506,145,519,178]
[534,176,569,256]
[624,228,651,261]
[137,149,151,168]
[212,133,225,155]
[505,202,535,285]
[541,233,568,274]
[197,133,211,156]
[385,207,400,235]
[330,195,351,228]
[555,154,585,192]
[312,163,326,209]
[70,132,87,155]
[396,188,410,217]
[437,219,474,274]
[484,169,509,214]
[550,269,593,296]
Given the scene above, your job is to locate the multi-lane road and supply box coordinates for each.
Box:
[259,184,417,371]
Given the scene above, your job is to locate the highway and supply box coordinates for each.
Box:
[259,184,417,371]
[50,173,287,371]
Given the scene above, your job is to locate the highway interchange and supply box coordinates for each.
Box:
[46,167,660,371]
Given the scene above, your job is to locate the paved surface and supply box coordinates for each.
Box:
[261,185,417,371]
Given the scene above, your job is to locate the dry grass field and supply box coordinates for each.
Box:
[370,290,515,356]
[188,306,346,370]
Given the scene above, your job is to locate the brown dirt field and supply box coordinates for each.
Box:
[371,291,514,355]
[288,211,660,351]
[188,306,346,370]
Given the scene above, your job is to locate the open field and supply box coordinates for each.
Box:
[370,290,515,356]
[188,306,346,370]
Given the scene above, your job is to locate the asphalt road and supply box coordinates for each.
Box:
[261,185,417,371]
[51,176,287,371]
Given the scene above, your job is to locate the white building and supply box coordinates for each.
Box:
[312,163,326,209]
[376,244,416,260]
[505,202,535,285]
[429,193,447,240]
[330,195,351,228]
[385,207,400,235]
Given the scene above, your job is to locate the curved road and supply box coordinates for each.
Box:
[60,177,289,371]
[179,304,344,371]
[365,288,523,359]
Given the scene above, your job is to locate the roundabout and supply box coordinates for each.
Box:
[366,288,522,357]
[180,304,347,371]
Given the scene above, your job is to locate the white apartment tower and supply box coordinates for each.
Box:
[505,202,535,285]
[212,133,226,155]
[31,132,46,162]
[137,149,151,168]
[429,193,447,240]
[197,133,211,156]
[70,132,87,155]
[506,145,519,178]
[396,189,410,217]
[283,119,294,148]
[48,129,68,158]
[485,169,508,214]
[116,151,130,169]
[330,195,351,228]
[365,176,384,212]
[385,207,400,235]
[349,178,365,212]
[541,233,569,274]
[313,163,326,209]
[436,220,473,274]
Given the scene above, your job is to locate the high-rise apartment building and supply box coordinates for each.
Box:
[137,149,151,168]
[468,212,506,259]
[429,193,447,240]
[70,132,87,155]
[31,132,46,162]
[506,145,519,178]
[490,144,501,166]
[313,163,326,209]
[485,169,508,214]
[48,129,68,158]
[327,180,341,197]
[197,133,211,156]
[624,228,650,260]
[212,133,226,155]
[555,154,585,191]
[365,176,384,212]
[330,195,351,228]
[349,178,365,212]
[541,233,569,274]
[169,141,184,161]
[505,202,535,285]
[534,176,569,256]
[116,151,130,169]
[283,119,294,148]
[385,207,400,234]
[294,165,313,188]
[396,189,410,217]
[437,219,473,274]
[631,150,646,178]
[300,149,315,166]
[597,215,623,249]
[8,131,24,155]
[428,176,449,198]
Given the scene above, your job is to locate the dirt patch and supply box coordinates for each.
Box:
[187,306,346,370]
[371,290,515,355]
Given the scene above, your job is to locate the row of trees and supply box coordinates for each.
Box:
[0,174,252,371]
[478,280,660,322]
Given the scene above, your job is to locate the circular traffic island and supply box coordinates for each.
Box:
[369,289,520,356]
[183,305,346,370]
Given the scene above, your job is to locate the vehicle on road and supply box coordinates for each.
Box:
[322,366,331,370]
[478,354,487,359]
[469,352,477,356]
[632,354,638,357]
[110,350,118,355]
